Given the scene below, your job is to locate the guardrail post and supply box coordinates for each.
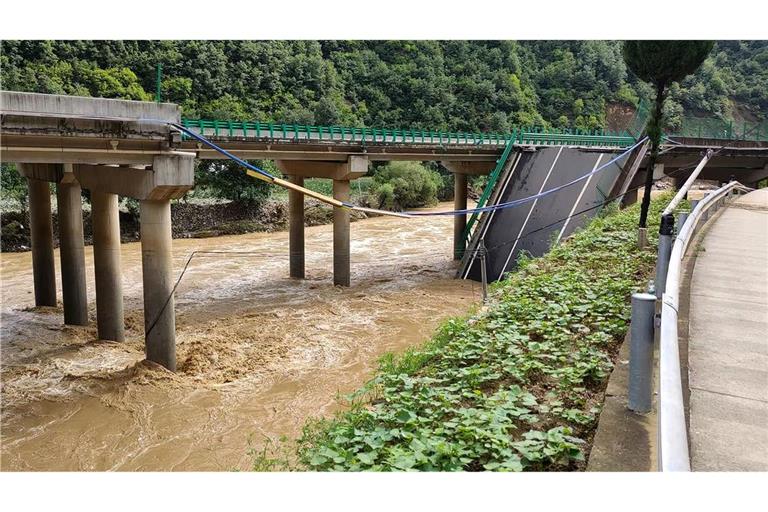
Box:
[676,211,689,234]
[629,292,657,413]
[655,214,675,299]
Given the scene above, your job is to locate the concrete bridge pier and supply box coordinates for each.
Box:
[74,153,194,369]
[277,156,368,287]
[288,175,305,279]
[91,191,125,342]
[453,173,468,260]
[56,167,88,325]
[333,180,351,287]
[140,199,176,370]
[441,161,493,260]
[25,173,57,307]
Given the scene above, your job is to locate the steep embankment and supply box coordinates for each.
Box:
[290,196,669,471]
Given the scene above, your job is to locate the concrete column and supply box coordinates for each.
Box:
[333,180,351,287]
[56,181,88,325]
[453,173,468,260]
[91,191,125,341]
[27,178,57,306]
[140,200,176,371]
[288,175,305,279]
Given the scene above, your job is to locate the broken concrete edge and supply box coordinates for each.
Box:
[0,90,180,123]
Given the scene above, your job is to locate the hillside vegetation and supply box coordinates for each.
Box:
[2,41,766,132]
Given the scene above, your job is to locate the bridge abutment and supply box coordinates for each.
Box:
[288,175,305,279]
[56,168,88,326]
[91,191,125,342]
[26,172,57,307]
[140,199,176,371]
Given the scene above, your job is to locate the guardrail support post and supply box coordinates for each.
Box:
[676,211,689,234]
[655,214,675,299]
[628,292,657,413]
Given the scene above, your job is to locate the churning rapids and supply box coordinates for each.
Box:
[0,203,477,470]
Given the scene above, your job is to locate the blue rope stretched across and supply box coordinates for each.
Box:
[170,122,646,219]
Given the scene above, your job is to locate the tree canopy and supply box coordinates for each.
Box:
[623,41,715,88]
[2,40,765,133]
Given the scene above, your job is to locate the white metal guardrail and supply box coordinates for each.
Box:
[657,180,751,471]
[627,177,752,471]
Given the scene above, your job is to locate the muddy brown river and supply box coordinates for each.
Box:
[0,203,477,471]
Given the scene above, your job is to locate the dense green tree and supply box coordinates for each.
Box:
[623,40,714,228]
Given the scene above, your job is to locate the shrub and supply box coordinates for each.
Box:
[369,161,441,211]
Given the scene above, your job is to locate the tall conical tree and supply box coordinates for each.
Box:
[622,40,714,228]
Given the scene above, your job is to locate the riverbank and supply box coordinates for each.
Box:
[0,197,368,252]
[290,195,669,471]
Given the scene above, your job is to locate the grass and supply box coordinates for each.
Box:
[255,195,670,471]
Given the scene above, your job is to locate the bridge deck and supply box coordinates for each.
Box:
[688,188,768,471]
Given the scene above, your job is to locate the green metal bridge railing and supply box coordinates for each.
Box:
[668,117,768,142]
[460,137,517,252]
[179,119,636,148]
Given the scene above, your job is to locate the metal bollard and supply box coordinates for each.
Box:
[655,214,674,299]
[629,292,657,413]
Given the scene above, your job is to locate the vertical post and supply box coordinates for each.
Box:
[655,214,675,299]
[27,178,57,306]
[479,241,488,302]
[91,191,125,341]
[637,227,648,249]
[676,211,689,235]
[628,292,657,413]
[56,179,88,325]
[140,199,176,370]
[453,172,468,260]
[333,180,351,287]
[288,175,305,279]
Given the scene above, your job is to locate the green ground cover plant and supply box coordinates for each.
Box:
[292,195,668,471]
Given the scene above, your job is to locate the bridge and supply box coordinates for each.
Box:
[2,90,767,373]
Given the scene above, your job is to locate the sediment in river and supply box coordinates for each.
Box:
[0,203,476,471]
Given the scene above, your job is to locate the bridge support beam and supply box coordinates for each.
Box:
[140,199,176,370]
[453,173,468,260]
[91,191,125,341]
[26,174,57,307]
[56,172,88,326]
[288,175,305,279]
[333,180,351,287]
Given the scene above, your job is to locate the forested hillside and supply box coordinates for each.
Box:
[2,41,766,132]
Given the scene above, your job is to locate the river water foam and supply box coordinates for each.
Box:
[1,203,477,470]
